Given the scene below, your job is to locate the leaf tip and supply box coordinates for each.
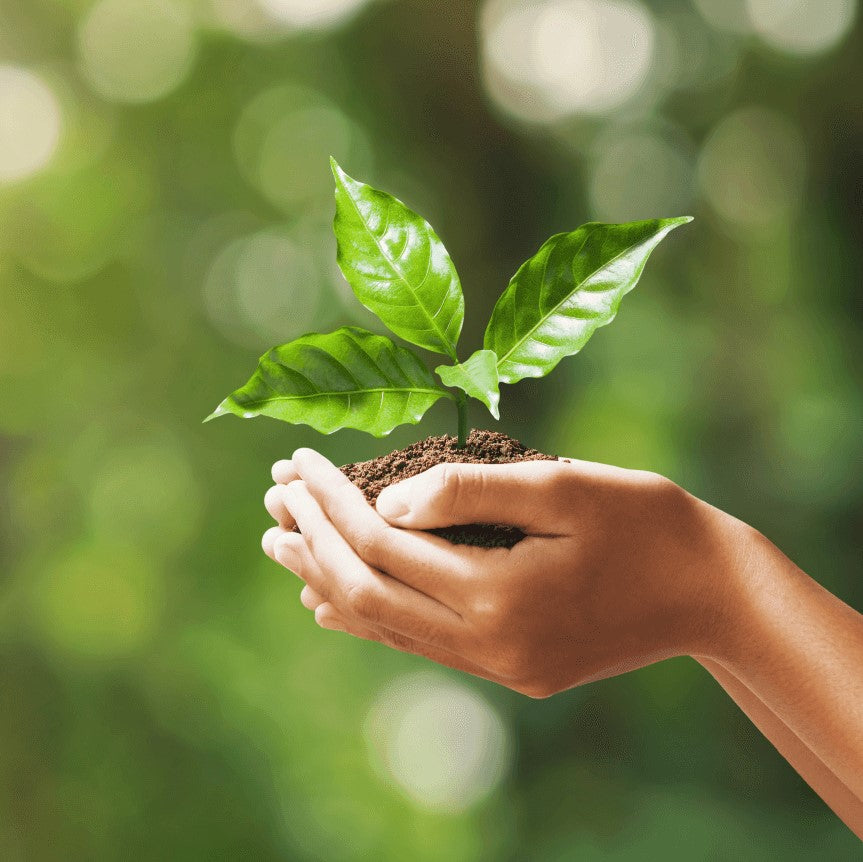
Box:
[329,155,346,182]
[203,399,237,423]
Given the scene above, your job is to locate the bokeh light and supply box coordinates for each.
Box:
[697,106,807,234]
[207,0,285,42]
[480,0,656,123]
[0,65,62,183]
[745,0,857,56]
[659,8,741,92]
[28,541,163,662]
[1,1,862,857]
[588,126,695,221]
[365,672,511,813]
[8,157,153,283]
[203,223,326,349]
[88,433,203,558]
[233,83,370,214]
[77,0,197,103]
[256,0,373,31]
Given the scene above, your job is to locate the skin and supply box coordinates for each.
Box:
[261,449,863,838]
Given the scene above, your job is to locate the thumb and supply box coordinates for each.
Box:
[375,460,565,532]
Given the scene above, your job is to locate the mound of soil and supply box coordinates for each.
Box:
[340,429,558,548]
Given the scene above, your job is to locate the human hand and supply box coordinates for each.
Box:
[262,448,863,834]
[262,449,748,697]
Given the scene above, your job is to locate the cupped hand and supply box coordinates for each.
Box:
[262,449,747,697]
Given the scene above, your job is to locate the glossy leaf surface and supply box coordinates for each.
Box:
[435,349,501,419]
[331,158,464,358]
[484,218,693,384]
[205,327,450,437]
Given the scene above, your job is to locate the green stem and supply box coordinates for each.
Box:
[455,391,469,448]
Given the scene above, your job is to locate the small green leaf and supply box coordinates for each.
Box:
[484,218,693,384]
[205,327,451,437]
[435,349,501,420]
[331,158,464,359]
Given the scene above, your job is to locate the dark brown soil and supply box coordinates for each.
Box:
[341,429,558,548]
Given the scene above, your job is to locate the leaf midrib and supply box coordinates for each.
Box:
[239,386,451,409]
[340,177,458,359]
[494,228,662,372]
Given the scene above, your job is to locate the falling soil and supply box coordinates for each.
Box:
[341,429,559,548]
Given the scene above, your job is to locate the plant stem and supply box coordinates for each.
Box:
[455,391,469,448]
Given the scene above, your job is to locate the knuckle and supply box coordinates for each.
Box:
[468,593,504,634]
[472,586,519,630]
[299,523,315,555]
[637,470,688,512]
[383,629,414,652]
[344,579,379,621]
[353,523,394,566]
[433,463,471,514]
[637,469,672,495]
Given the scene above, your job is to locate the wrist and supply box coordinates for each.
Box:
[686,499,794,668]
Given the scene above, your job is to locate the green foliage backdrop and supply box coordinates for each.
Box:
[1,0,861,858]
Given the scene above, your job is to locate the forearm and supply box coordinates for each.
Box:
[711,525,863,804]
[697,656,863,838]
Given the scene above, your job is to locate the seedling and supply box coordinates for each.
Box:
[205,158,691,446]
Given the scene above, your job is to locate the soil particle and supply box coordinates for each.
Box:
[339,429,559,548]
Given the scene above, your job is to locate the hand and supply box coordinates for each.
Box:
[262,449,863,836]
[261,449,746,697]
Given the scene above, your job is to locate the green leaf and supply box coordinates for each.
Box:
[204,327,451,437]
[331,158,464,358]
[435,349,501,420]
[484,218,693,385]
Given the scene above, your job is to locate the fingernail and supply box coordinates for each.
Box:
[376,486,410,520]
[274,534,301,571]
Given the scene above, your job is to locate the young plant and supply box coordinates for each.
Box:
[205,159,691,446]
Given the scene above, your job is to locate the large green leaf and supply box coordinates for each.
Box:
[331,158,464,358]
[435,349,501,419]
[484,218,692,384]
[204,327,451,437]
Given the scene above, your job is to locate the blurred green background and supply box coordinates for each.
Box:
[1,0,861,858]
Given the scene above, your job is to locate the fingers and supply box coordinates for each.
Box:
[300,583,326,610]
[262,526,325,584]
[374,460,572,533]
[266,459,301,528]
[299,571,495,680]
[309,598,507,683]
[261,525,283,559]
[283,478,465,649]
[291,447,486,608]
[265,519,500,684]
[271,459,299,485]
[264,485,295,529]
